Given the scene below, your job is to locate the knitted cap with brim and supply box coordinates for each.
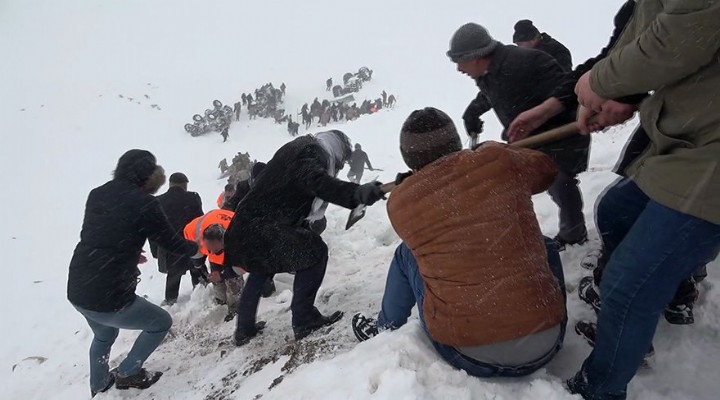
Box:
[400,108,462,170]
[447,23,500,63]
[513,19,540,43]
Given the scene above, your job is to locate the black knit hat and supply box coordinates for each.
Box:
[113,149,157,186]
[400,108,462,170]
[169,172,189,184]
[513,19,540,43]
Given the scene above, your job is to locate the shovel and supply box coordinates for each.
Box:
[344,122,580,230]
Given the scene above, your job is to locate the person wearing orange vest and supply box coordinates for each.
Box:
[184,209,244,322]
[217,183,236,209]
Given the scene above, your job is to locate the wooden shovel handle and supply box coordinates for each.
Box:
[510,122,579,148]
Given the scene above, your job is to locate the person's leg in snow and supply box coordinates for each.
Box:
[81,316,119,395]
[568,181,720,399]
[354,240,566,378]
[75,296,171,392]
[291,250,343,340]
[235,272,272,345]
[548,171,587,248]
[223,275,244,322]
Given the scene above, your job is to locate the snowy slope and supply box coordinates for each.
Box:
[1,1,719,399]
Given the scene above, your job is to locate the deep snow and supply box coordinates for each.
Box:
[1,1,719,399]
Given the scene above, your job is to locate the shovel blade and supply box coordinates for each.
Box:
[345,205,367,230]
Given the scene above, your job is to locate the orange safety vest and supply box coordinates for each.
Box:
[183,209,234,266]
[217,192,225,208]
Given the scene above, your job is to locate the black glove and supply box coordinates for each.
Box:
[192,256,207,269]
[395,171,413,185]
[354,181,385,206]
[463,99,486,136]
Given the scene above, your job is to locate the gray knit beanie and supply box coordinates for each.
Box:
[400,108,462,170]
[447,23,500,63]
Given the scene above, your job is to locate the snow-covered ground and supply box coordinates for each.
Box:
[1,1,719,399]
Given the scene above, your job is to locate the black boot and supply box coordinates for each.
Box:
[578,276,601,314]
[115,369,163,390]
[234,321,266,347]
[90,373,115,397]
[664,277,698,325]
[351,313,379,342]
[293,311,344,341]
[261,279,277,298]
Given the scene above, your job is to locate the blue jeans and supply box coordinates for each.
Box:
[570,178,720,400]
[377,239,566,377]
[74,296,173,392]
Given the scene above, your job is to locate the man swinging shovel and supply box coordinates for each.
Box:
[346,121,582,229]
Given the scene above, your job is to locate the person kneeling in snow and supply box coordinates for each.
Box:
[184,208,245,322]
[224,130,386,345]
[352,108,567,378]
[68,150,200,396]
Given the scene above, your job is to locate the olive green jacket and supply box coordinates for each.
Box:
[591,0,720,224]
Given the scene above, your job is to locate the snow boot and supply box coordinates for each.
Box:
[575,321,654,368]
[351,313,379,342]
[578,276,601,314]
[293,311,344,341]
[664,277,698,325]
[261,279,276,298]
[115,369,163,390]
[90,372,115,397]
[553,234,588,252]
[234,321,266,347]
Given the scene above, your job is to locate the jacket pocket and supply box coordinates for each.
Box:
[643,97,696,150]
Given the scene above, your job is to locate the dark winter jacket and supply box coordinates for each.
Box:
[545,0,648,176]
[223,162,267,212]
[534,33,573,72]
[473,44,590,175]
[68,180,198,312]
[550,0,643,110]
[224,135,359,274]
[348,149,372,173]
[149,186,203,271]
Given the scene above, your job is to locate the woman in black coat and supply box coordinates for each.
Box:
[67,150,198,396]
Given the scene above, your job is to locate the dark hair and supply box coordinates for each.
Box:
[202,224,225,241]
[113,149,157,186]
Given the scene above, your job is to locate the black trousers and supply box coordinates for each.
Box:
[159,248,200,303]
[547,171,587,242]
[236,251,328,336]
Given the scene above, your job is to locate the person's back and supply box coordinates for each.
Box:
[388,145,564,347]
[349,149,368,172]
[535,33,572,71]
[156,185,202,234]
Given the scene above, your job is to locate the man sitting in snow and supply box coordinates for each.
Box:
[352,108,567,378]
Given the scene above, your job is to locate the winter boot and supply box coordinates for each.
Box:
[115,369,163,390]
[90,372,115,397]
[261,279,277,298]
[293,311,344,341]
[224,310,237,323]
[351,313,379,342]
[664,277,698,325]
[578,276,602,314]
[553,233,588,252]
[575,321,654,368]
[234,321,266,347]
